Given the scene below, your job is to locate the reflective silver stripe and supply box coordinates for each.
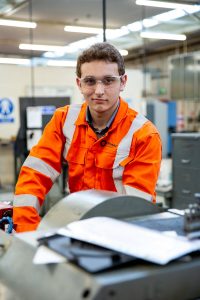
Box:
[23,156,60,182]
[63,104,82,158]
[124,185,152,201]
[114,114,147,166]
[113,178,126,194]
[113,113,148,192]
[13,194,40,212]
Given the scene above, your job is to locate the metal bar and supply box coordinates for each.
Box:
[102,0,106,42]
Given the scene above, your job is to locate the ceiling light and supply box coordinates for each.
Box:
[46,3,199,61]
[43,51,65,58]
[47,60,77,67]
[153,9,185,22]
[140,32,187,40]
[136,0,198,10]
[187,64,200,72]
[19,44,64,52]
[43,36,101,59]
[119,49,129,56]
[127,18,158,32]
[0,19,37,28]
[0,0,28,16]
[64,25,103,34]
[0,57,30,65]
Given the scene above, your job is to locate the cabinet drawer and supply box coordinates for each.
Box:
[172,138,200,168]
[173,167,200,198]
[172,195,199,209]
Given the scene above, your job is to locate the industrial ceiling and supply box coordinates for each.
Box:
[0,0,200,65]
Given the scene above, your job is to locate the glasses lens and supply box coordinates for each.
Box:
[82,77,96,86]
[102,76,119,86]
[81,76,122,88]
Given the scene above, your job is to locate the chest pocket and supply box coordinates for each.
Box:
[66,147,87,164]
[66,146,87,191]
[95,152,132,186]
[95,151,116,169]
[95,151,132,176]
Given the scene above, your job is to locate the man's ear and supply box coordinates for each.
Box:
[76,77,81,89]
[120,74,127,91]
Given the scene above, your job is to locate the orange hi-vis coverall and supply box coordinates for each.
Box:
[13,98,162,232]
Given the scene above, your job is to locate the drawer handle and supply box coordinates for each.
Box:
[181,159,191,164]
[182,189,191,194]
[194,193,200,199]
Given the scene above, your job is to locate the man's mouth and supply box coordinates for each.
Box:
[92,98,106,102]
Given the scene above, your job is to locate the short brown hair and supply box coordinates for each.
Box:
[76,42,125,77]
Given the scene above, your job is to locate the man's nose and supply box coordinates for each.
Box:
[94,81,105,94]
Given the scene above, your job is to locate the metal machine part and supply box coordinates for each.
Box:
[0,203,13,233]
[184,201,200,239]
[0,190,200,300]
[38,189,161,230]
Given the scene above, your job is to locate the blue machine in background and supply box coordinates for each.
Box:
[167,101,177,157]
[146,100,177,158]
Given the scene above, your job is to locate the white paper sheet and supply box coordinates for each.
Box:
[33,245,67,264]
[26,106,42,128]
[58,217,200,265]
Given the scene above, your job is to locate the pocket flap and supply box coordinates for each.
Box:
[95,152,115,169]
[67,147,86,164]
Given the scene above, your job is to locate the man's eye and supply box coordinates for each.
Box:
[83,78,96,85]
[103,77,115,85]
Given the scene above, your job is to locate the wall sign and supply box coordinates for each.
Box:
[0,98,14,123]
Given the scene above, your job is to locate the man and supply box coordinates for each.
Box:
[13,42,162,232]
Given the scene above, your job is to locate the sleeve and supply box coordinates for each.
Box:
[122,122,162,203]
[13,106,68,232]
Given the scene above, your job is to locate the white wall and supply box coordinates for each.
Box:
[0,65,147,139]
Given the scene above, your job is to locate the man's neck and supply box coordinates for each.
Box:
[89,101,119,130]
[92,113,109,130]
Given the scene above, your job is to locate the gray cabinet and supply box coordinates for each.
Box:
[172,133,200,209]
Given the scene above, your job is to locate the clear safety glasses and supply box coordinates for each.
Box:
[79,75,124,89]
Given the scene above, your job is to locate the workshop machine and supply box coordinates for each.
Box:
[0,202,13,233]
[0,190,200,300]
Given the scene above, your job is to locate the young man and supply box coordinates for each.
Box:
[13,42,162,232]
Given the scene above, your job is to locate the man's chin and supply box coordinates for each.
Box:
[93,105,108,113]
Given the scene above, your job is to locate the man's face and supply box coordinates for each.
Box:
[76,60,127,114]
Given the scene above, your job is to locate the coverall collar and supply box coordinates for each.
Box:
[75,97,129,129]
[86,101,120,137]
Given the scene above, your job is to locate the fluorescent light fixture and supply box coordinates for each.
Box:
[119,49,129,56]
[0,19,37,28]
[143,18,159,27]
[0,0,27,16]
[64,25,129,39]
[46,4,200,60]
[127,6,200,32]
[105,27,130,39]
[19,43,64,52]
[127,18,158,32]
[187,64,200,71]
[153,9,185,22]
[0,57,30,65]
[43,36,101,59]
[140,31,186,40]
[43,51,65,58]
[127,21,143,32]
[64,25,103,34]
[47,60,77,67]
[136,0,197,10]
